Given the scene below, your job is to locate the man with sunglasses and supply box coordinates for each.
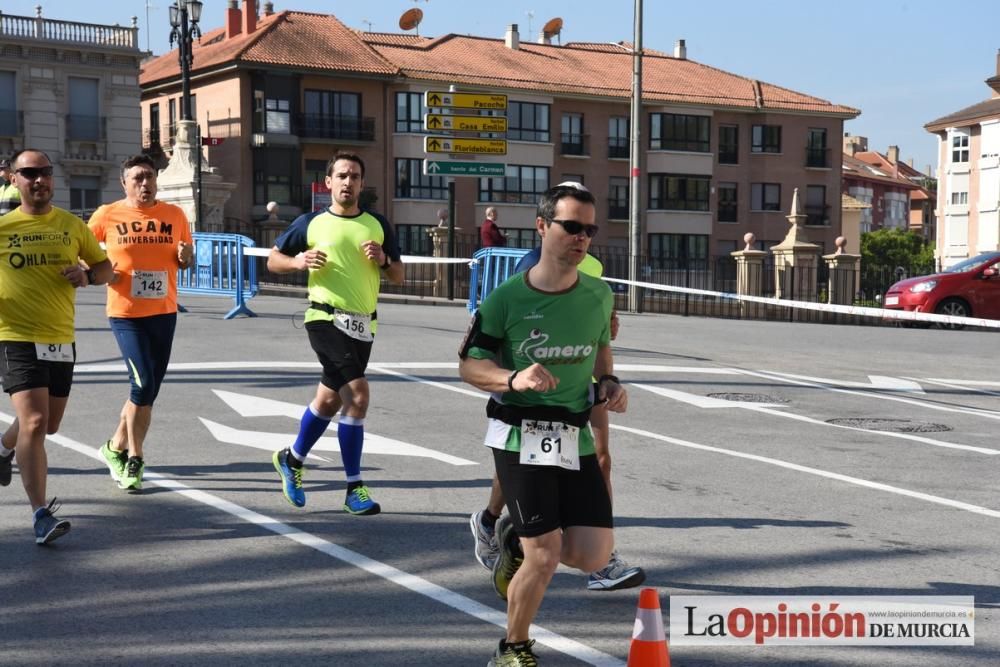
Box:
[459,183,628,666]
[0,158,20,215]
[0,149,113,544]
[469,185,644,595]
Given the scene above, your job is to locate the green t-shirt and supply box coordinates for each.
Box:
[0,182,20,216]
[467,271,613,454]
[0,207,107,343]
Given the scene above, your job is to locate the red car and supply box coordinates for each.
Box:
[883,251,1000,326]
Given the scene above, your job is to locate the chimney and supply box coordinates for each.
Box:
[842,134,867,155]
[996,48,1000,76]
[263,1,274,16]
[538,31,550,45]
[673,39,686,60]
[505,24,519,50]
[242,0,258,36]
[226,0,241,38]
[887,145,899,164]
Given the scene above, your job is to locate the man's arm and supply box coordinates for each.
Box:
[459,357,559,394]
[267,246,324,274]
[593,344,627,413]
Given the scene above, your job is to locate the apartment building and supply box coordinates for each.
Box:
[139,1,858,262]
[0,7,145,216]
[925,50,1000,266]
[841,136,926,236]
[848,141,935,240]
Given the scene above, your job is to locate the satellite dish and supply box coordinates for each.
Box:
[542,17,563,43]
[399,8,423,34]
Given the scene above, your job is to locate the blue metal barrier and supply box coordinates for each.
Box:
[467,247,530,312]
[178,232,258,319]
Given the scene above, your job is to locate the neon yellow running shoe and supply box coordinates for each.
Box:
[99,441,127,485]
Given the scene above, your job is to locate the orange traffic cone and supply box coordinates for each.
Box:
[627,587,670,667]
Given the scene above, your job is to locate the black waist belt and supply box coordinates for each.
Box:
[486,397,591,428]
[309,302,377,320]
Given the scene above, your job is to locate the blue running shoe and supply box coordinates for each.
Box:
[344,484,380,515]
[34,498,71,545]
[272,448,305,508]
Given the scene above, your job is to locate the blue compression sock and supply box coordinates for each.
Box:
[290,404,332,461]
[337,416,365,481]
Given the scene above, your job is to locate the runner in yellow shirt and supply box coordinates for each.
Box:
[0,149,113,544]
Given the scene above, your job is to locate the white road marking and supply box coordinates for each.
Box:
[629,383,1000,455]
[912,377,1000,398]
[610,423,1000,519]
[0,412,624,667]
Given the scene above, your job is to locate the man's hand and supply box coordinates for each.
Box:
[510,362,560,393]
[296,249,328,270]
[598,378,628,413]
[62,263,88,288]
[361,240,387,266]
[177,241,194,267]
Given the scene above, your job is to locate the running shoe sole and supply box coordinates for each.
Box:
[36,519,71,545]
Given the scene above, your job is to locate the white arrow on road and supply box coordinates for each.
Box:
[764,372,926,394]
[208,390,478,466]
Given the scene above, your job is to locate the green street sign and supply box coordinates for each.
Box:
[423,160,506,177]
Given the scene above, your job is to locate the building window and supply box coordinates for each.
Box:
[649,233,709,269]
[395,92,425,133]
[650,113,710,152]
[69,175,101,217]
[506,229,540,249]
[718,124,738,164]
[806,128,829,167]
[0,71,17,136]
[67,76,100,140]
[395,224,433,255]
[561,173,584,185]
[396,158,447,200]
[609,176,629,220]
[751,124,781,153]
[302,90,365,139]
[147,103,160,148]
[253,149,299,205]
[608,116,628,158]
[951,134,969,163]
[508,101,550,142]
[561,113,585,155]
[304,159,327,186]
[718,182,738,223]
[479,165,549,204]
[168,98,177,143]
[950,191,968,205]
[751,183,782,211]
[265,98,291,134]
[805,185,828,225]
[648,174,710,211]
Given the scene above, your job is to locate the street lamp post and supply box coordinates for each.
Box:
[169,0,202,122]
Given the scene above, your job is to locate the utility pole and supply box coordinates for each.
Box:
[628,0,644,313]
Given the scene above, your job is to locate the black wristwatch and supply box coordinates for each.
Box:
[86,268,98,285]
[598,374,620,385]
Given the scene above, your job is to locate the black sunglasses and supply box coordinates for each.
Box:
[547,218,599,238]
[16,166,54,179]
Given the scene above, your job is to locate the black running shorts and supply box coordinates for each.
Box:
[305,320,373,391]
[0,341,75,397]
[492,448,613,538]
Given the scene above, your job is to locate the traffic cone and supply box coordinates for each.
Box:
[627,587,670,667]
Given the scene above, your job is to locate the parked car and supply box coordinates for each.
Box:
[883,251,1000,328]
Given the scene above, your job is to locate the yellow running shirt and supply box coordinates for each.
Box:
[0,207,107,343]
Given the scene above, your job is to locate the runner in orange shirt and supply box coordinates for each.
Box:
[88,154,193,491]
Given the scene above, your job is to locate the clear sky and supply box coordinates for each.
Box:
[7,0,1000,172]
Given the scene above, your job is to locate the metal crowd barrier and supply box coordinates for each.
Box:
[467,247,530,312]
[178,232,258,319]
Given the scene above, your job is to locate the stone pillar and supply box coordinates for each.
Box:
[770,188,820,301]
[427,224,449,297]
[730,232,767,296]
[156,120,236,232]
[823,236,861,305]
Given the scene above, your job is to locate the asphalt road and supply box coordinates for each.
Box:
[1,288,997,666]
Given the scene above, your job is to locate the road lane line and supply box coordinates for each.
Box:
[0,412,624,667]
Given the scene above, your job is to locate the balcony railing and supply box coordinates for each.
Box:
[142,128,162,152]
[0,110,23,137]
[806,147,830,168]
[297,114,376,141]
[66,114,105,141]
[608,138,628,159]
[560,133,589,156]
[805,204,830,226]
[0,11,139,50]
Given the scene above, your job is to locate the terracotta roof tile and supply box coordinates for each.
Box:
[140,11,395,87]
[842,153,919,189]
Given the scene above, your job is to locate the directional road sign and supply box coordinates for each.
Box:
[423,113,508,133]
[423,160,506,177]
[424,91,508,110]
[424,136,507,155]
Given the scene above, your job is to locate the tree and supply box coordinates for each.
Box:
[861,228,935,270]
